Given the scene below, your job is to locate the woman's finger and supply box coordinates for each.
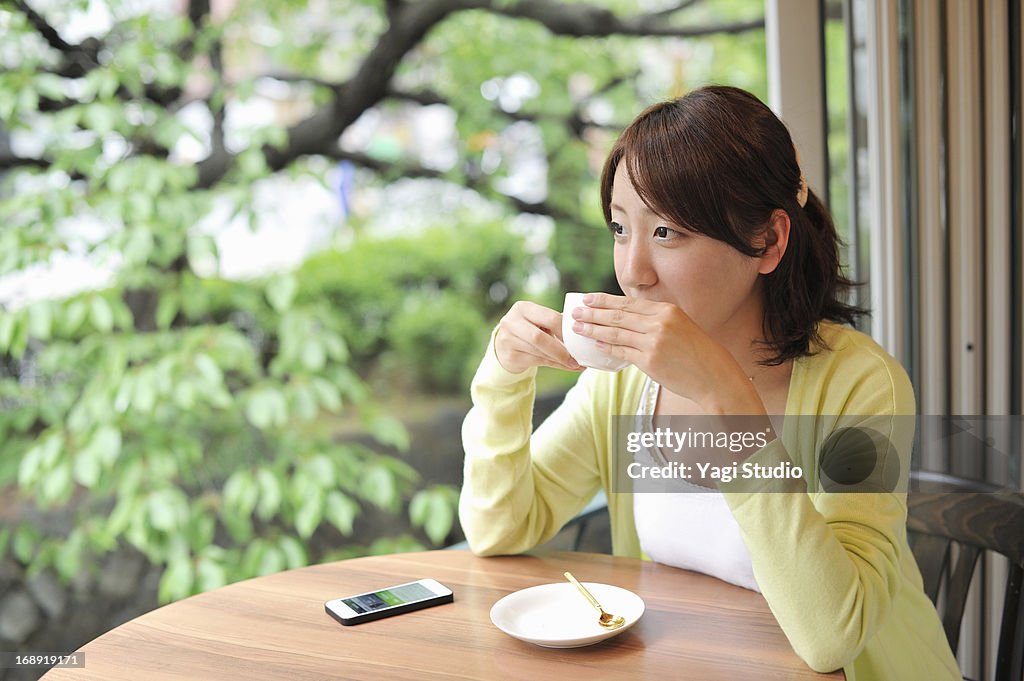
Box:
[572,304,655,332]
[517,302,567,341]
[516,322,582,370]
[502,302,581,370]
[581,293,659,315]
[572,319,645,351]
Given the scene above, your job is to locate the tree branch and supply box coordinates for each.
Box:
[0,151,49,171]
[329,146,587,230]
[0,150,89,183]
[650,0,705,20]
[323,148,444,181]
[196,0,461,188]
[385,86,447,107]
[196,0,762,188]
[473,0,763,38]
[9,0,102,77]
[388,64,638,136]
[9,0,73,52]
[385,84,624,136]
[385,0,406,26]
[258,72,341,91]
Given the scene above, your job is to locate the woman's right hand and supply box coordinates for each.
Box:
[493,301,582,374]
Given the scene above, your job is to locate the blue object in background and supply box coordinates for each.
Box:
[336,160,355,219]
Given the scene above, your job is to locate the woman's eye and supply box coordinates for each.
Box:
[609,221,625,236]
[654,225,671,238]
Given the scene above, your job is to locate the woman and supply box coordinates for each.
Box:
[458,85,959,680]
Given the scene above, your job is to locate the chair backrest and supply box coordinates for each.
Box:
[906,470,1024,681]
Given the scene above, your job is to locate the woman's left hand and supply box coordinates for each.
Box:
[571,293,767,416]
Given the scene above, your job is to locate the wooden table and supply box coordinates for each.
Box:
[44,550,844,680]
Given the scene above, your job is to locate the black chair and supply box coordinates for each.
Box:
[906,470,1024,681]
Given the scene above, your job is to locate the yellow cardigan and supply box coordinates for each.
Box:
[459,321,960,681]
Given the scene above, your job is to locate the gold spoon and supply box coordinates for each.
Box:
[564,571,626,630]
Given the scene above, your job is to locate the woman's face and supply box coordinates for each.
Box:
[609,162,765,339]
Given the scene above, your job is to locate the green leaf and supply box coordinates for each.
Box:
[365,413,410,452]
[132,369,158,413]
[106,495,139,536]
[173,380,197,410]
[325,491,358,536]
[123,227,155,264]
[265,274,297,312]
[106,164,133,194]
[155,293,179,330]
[310,378,342,413]
[290,383,318,421]
[255,468,282,521]
[147,489,188,533]
[83,102,117,136]
[33,73,67,100]
[7,313,28,358]
[245,387,287,429]
[72,443,101,488]
[54,529,86,581]
[13,524,40,564]
[90,296,114,333]
[321,332,349,362]
[113,373,136,412]
[278,536,307,569]
[194,353,223,385]
[90,425,123,466]
[257,544,285,576]
[186,234,218,273]
[40,462,73,505]
[186,509,216,552]
[223,470,259,518]
[359,463,400,513]
[26,302,52,340]
[304,455,335,488]
[294,487,324,539]
[0,312,17,351]
[19,433,62,487]
[409,491,430,528]
[159,556,194,603]
[301,338,326,371]
[409,487,457,545]
[73,425,122,487]
[241,539,267,576]
[26,539,57,579]
[195,554,227,593]
[61,300,89,335]
[237,147,268,179]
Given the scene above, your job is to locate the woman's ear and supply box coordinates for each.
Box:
[758,209,791,275]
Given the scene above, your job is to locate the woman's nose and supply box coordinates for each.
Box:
[618,241,657,291]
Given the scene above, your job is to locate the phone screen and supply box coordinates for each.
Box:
[341,582,435,614]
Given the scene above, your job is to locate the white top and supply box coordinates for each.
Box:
[632,377,760,592]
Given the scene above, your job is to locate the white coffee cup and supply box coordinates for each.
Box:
[561,292,630,372]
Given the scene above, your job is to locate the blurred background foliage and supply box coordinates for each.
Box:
[0,0,770,604]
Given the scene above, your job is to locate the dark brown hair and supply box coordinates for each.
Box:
[599,85,865,365]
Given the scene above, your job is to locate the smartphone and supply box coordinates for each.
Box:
[324,578,454,625]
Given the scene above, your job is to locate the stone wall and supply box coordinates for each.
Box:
[0,550,161,681]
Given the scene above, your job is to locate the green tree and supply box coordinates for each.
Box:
[0,0,765,602]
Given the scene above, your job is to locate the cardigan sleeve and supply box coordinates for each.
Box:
[457,332,606,556]
[720,336,917,673]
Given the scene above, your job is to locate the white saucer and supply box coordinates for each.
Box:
[489,582,645,648]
